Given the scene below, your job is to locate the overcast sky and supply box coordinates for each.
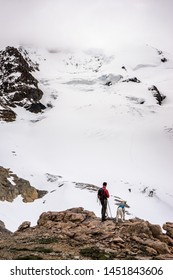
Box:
[0,0,173,53]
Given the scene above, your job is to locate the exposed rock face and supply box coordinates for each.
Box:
[0,207,172,260]
[156,49,168,63]
[0,220,11,235]
[0,166,47,202]
[17,221,31,231]
[148,85,166,105]
[0,103,16,122]
[0,46,46,121]
[122,77,141,83]
[163,223,173,239]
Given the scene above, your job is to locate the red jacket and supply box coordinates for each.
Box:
[103,186,109,198]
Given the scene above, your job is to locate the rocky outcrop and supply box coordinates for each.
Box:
[163,223,173,239]
[0,207,172,260]
[156,49,168,63]
[17,221,31,231]
[161,57,167,63]
[122,77,141,83]
[0,46,46,121]
[0,220,11,235]
[0,166,47,202]
[0,103,16,122]
[148,85,166,105]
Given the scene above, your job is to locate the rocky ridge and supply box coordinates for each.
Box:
[0,46,45,122]
[0,166,47,202]
[0,207,172,260]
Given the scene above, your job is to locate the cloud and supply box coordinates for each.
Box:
[0,0,173,53]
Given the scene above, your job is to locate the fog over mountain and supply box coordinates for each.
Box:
[0,0,173,53]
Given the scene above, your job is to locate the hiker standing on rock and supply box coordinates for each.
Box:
[98,182,110,222]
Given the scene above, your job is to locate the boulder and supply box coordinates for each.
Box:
[158,234,173,246]
[143,240,171,254]
[147,222,162,238]
[163,222,173,238]
[120,221,152,237]
[16,178,39,202]
[38,212,66,226]
[111,237,124,243]
[145,246,157,255]
[64,212,86,223]
[17,221,31,231]
[26,102,46,113]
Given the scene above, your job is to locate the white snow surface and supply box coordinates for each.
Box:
[0,44,173,232]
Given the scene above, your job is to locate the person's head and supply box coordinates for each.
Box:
[103,182,107,187]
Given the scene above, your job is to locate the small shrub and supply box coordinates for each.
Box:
[37,237,59,244]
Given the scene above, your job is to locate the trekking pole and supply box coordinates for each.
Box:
[107,200,112,218]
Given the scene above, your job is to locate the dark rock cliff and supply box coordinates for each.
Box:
[0,46,45,121]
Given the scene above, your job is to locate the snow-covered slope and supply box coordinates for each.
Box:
[0,44,173,231]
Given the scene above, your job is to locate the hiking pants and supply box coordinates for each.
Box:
[101,199,107,221]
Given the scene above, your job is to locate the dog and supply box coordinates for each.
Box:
[116,201,126,222]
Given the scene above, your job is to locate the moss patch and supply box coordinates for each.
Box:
[80,246,116,260]
[16,255,43,260]
[37,237,59,244]
[10,246,53,254]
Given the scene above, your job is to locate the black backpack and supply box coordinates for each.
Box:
[98,188,106,203]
